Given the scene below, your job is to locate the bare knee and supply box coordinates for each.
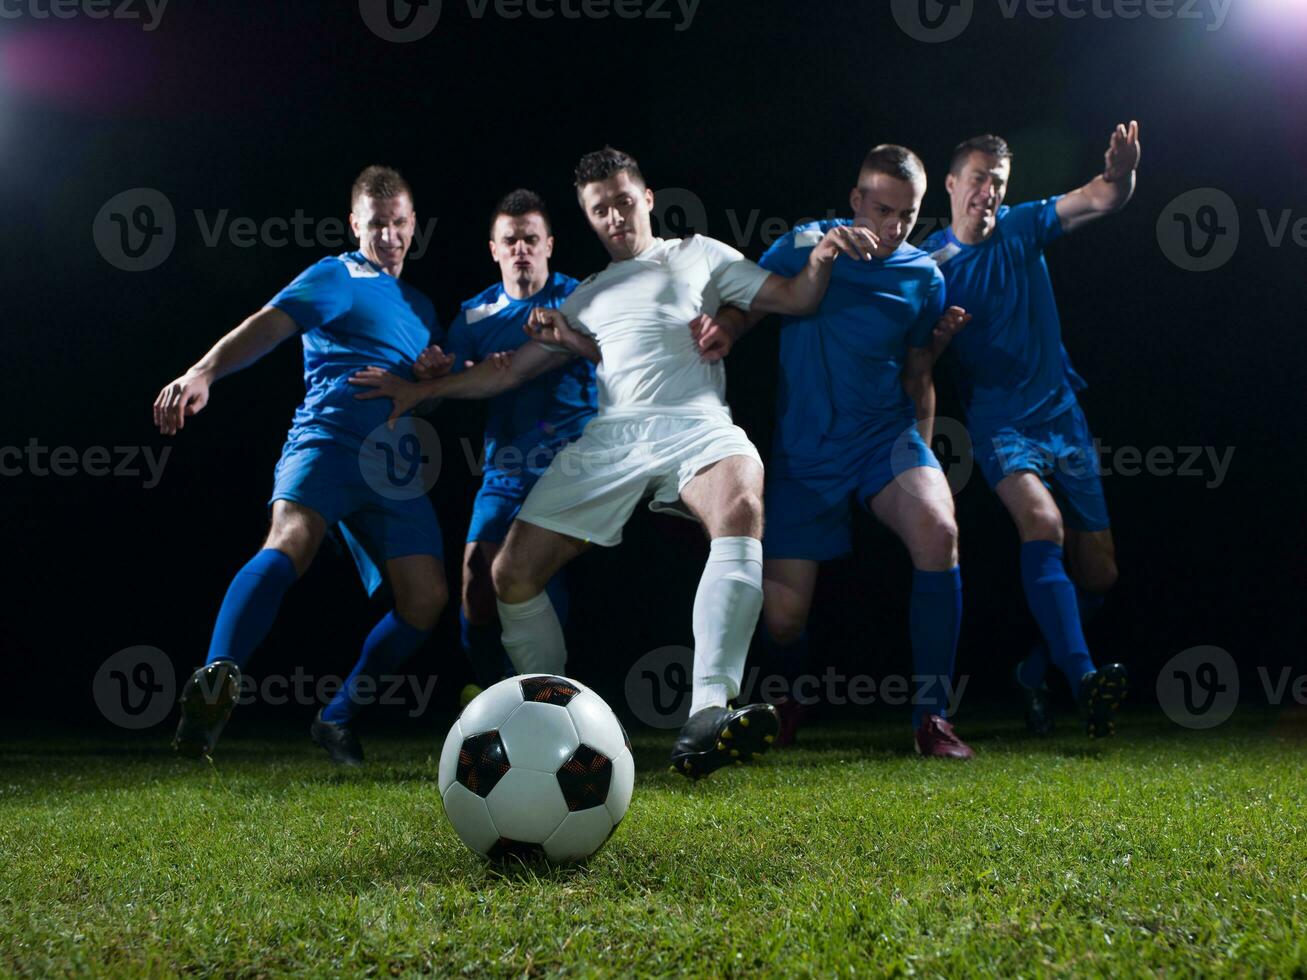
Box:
[395,579,447,632]
[718,489,764,539]
[1016,502,1064,546]
[763,605,807,647]
[1077,554,1119,595]
[908,509,959,571]
[263,507,323,576]
[492,549,542,605]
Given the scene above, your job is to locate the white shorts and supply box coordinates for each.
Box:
[515,409,763,547]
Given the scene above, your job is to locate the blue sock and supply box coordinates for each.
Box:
[910,567,963,729]
[322,610,431,725]
[757,625,812,702]
[205,549,298,669]
[1019,589,1106,689]
[1020,541,1095,698]
[460,608,512,688]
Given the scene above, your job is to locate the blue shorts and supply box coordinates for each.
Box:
[467,471,535,545]
[973,403,1111,533]
[270,439,443,597]
[764,425,940,561]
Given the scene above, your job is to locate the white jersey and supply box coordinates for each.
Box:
[559,236,771,417]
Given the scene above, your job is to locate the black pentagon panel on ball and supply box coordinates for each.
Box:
[486,839,547,863]
[456,731,511,797]
[519,675,581,707]
[556,744,613,811]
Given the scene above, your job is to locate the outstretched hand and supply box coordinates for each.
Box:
[349,367,422,430]
[812,224,880,265]
[153,371,211,436]
[929,306,971,358]
[414,344,460,380]
[1104,120,1141,182]
[525,307,600,363]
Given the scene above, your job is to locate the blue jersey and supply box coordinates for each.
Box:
[759,219,946,457]
[921,198,1085,435]
[445,272,596,480]
[269,251,438,452]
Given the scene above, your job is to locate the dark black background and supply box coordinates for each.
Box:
[3,0,1304,736]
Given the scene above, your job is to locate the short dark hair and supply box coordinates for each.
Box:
[858,144,927,187]
[351,165,413,209]
[574,146,645,196]
[949,135,1013,175]
[490,188,551,237]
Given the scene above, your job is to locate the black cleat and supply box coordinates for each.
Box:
[310,710,365,766]
[172,660,241,758]
[1015,666,1055,737]
[1079,663,1129,739]
[670,703,778,780]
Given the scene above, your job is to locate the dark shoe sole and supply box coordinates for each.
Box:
[172,661,240,758]
[310,719,365,767]
[1022,685,1056,737]
[1082,664,1129,739]
[671,704,779,780]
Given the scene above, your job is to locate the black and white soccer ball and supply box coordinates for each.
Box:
[438,674,635,862]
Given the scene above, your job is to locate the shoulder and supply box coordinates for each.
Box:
[788,218,846,251]
[552,272,581,298]
[460,283,510,325]
[684,234,747,264]
[331,252,382,280]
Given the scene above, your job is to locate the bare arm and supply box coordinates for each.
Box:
[901,307,972,444]
[153,305,300,435]
[750,225,880,317]
[1056,120,1141,234]
[350,341,573,427]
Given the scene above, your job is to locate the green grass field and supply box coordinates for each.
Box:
[3,707,1306,977]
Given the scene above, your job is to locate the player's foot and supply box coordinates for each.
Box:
[913,714,975,760]
[772,695,808,748]
[1015,666,1055,737]
[458,683,484,710]
[670,703,779,780]
[1079,663,1128,739]
[172,660,241,758]
[310,710,365,766]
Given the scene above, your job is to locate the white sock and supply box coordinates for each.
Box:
[496,591,567,676]
[689,536,764,716]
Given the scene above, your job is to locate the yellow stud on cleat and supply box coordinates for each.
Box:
[763,735,775,744]
[720,728,733,740]
[730,749,740,758]
[738,716,750,728]
[716,741,727,751]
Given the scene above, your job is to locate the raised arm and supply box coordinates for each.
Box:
[749,225,879,317]
[1056,120,1141,234]
[153,306,300,436]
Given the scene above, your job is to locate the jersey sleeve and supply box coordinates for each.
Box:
[697,236,771,310]
[1007,198,1065,250]
[267,258,352,333]
[906,266,947,349]
[757,228,810,277]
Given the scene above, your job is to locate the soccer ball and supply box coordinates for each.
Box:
[438,674,635,862]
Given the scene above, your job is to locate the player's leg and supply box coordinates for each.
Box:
[760,558,819,744]
[868,465,971,759]
[670,453,779,777]
[461,538,510,690]
[492,519,590,675]
[173,499,326,758]
[311,554,447,765]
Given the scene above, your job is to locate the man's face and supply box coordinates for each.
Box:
[946,152,1010,239]
[490,212,553,290]
[849,171,926,257]
[578,172,654,261]
[350,193,415,276]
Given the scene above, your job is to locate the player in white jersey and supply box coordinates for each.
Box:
[351,146,878,778]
